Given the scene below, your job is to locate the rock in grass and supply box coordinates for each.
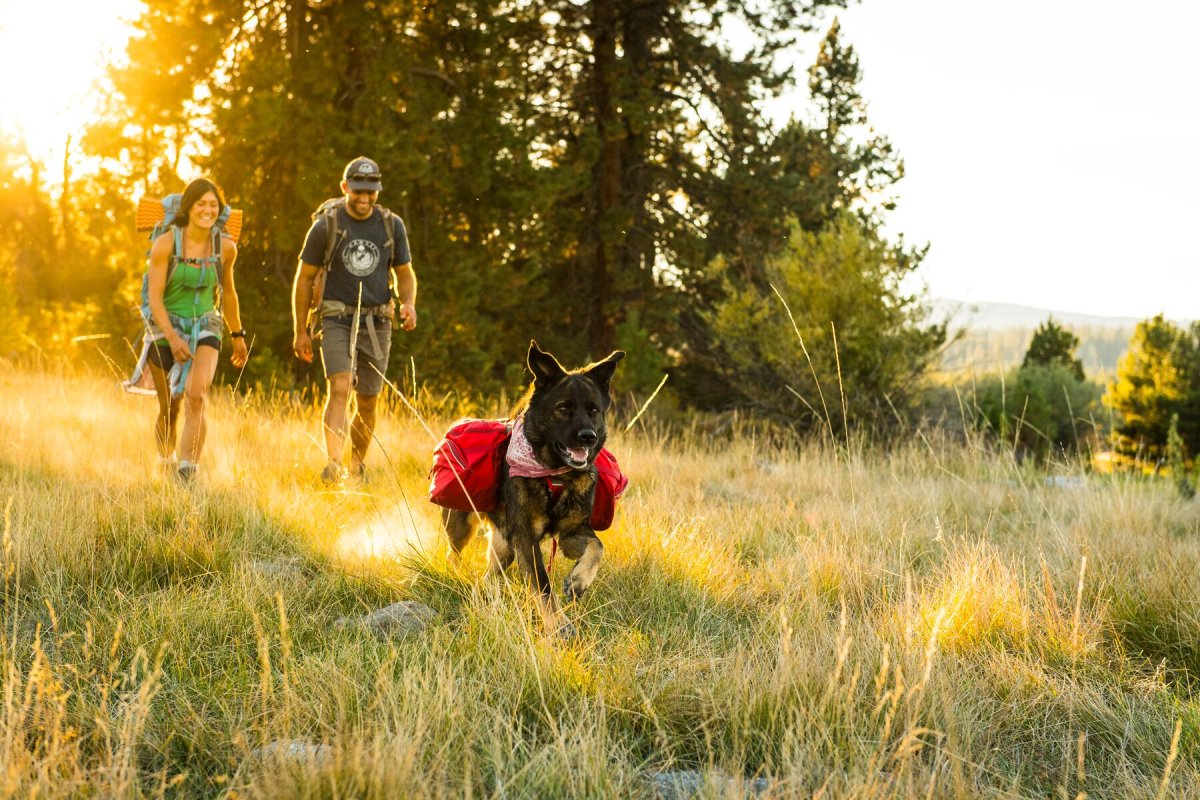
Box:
[248,740,335,766]
[335,600,436,639]
[1045,475,1088,489]
[246,557,305,580]
[645,769,770,799]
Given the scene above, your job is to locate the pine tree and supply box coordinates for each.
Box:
[678,17,941,423]
[1104,315,1187,460]
[704,213,945,432]
[1023,317,1085,381]
[1171,322,1200,456]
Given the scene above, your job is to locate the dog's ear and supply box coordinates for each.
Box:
[527,340,567,384]
[585,350,625,397]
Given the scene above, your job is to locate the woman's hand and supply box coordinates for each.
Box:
[169,335,193,363]
[231,336,249,368]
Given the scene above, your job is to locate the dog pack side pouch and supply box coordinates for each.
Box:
[429,419,510,512]
[590,447,628,530]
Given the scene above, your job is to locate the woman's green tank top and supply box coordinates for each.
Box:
[162,235,220,318]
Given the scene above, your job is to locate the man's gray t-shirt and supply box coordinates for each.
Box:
[300,206,411,307]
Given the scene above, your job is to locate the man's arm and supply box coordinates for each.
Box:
[389,213,416,331]
[292,260,323,362]
[392,262,417,331]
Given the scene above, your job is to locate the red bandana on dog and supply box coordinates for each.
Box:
[506,417,573,479]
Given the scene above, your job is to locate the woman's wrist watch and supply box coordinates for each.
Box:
[231,329,247,339]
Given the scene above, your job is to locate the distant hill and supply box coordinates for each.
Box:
[929,299,1159,377]
[931,299,1145,331]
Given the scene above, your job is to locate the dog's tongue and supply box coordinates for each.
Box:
[567,446,589,464]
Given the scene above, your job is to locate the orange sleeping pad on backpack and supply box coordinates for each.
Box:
[136,196,244,243]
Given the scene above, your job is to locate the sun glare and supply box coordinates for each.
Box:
[0,0,143,169]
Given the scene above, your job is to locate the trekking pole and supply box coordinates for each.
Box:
[348,282,363,390]
[231,334,256,395]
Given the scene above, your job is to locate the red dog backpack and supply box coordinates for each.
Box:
[428,419,628,530]
[428,419,511,513]
[589,448,628,530]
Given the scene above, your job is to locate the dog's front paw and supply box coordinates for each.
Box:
[555,620,579,640]
[562,575,588,602]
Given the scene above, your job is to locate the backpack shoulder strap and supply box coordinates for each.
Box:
[319,200,345,270]
[377,207,395,263]
[374,207,400,302]
[164,226,184,284]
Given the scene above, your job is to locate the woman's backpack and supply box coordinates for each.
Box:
[121,195,244,396]
[134,194,243,317]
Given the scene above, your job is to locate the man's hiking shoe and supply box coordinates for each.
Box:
[351,464,368,484]
[320,463,347,486]
[177,463,198,485]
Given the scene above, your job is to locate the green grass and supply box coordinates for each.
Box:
[0,367,1196,797]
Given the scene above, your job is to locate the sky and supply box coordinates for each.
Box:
[0,0,143,163]
[785,0,1199,321]
[1,0,1196,322]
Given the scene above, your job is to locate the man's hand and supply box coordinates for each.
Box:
[231,337,250,368]
[398,302,417,331]
[293,330,314,363]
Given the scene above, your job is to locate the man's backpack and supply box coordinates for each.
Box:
[306,198,397,333]
[134,194,243,317]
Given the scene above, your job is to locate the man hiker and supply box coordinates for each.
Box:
[292,156,417,485]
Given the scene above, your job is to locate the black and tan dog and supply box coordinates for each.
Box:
[443,341,624,636]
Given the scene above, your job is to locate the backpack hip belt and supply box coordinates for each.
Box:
[141,310,224,398]
[320,299,391,361]
[319,299,394,320]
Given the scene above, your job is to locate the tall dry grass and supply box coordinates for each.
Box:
[0,364,1196,798]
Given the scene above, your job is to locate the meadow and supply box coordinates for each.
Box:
[0,365,1196,798]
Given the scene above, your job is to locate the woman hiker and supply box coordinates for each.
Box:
[142,178,248,482]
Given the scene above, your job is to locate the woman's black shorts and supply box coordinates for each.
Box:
[146,336,221,371]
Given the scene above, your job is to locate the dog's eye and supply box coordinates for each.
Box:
[555,404,571,417]
[588,405,600,416]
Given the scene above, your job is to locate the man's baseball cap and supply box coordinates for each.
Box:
[343,156,383,191]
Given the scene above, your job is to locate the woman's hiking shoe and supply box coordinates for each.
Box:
[320,462,348,486]
[351,464,368,484]
[177,462,199,484]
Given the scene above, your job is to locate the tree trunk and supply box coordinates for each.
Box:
[586,0,620,357]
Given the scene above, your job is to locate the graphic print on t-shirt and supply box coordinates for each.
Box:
[342,239,381,277]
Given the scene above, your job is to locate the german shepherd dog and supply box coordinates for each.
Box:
[443,341,624,636]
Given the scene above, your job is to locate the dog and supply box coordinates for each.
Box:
[442,340,624,636]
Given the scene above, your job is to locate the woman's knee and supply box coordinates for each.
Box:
[184,386,208,411]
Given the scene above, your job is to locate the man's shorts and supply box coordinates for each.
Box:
[319,315,392,396]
